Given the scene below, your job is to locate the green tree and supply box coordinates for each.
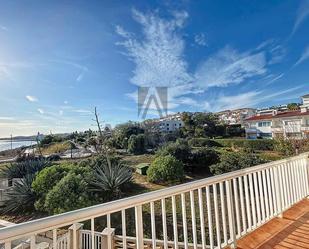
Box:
[128,134,146,154]
[287,103,300,111]
[147,155,184,183]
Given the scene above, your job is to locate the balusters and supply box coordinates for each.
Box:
[219,182,228,245]
[257,171,265,223]
[262,170,270,220]
[266,168,273,218]
[190,191,198,249]
[198,189,206,249]
[206,186,214,249]
[161,198,168,249]
[150,202,156,249]
[253,172,261,225]
[244,175,252,231]
[249,173,257,228]
[232,179,241,238]
[172,196,179,249]
[238,176,246,235]
[121,210,127,249]
[181,193,188,249]
[213,184,221,248]
[226,180,236,248]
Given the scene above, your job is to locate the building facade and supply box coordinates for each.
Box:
[216,108,256,125]
[245,94,309,139]
[158,113,184,132]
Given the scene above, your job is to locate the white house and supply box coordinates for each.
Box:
[158,119,184,132]
[245,94,309,139]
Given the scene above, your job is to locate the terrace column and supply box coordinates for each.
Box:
[101,228,115,249]
[68,223,84,249]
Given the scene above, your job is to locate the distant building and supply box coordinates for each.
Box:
[216,108,256,125]
[244,94,309,139]
[158,113,184,133]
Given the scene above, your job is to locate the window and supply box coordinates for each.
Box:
[306,119,309,125]
[258,121,271,127]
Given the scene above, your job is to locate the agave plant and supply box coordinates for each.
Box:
[1,159,51,179]
[0,174,36,214]
[90,157,132,200]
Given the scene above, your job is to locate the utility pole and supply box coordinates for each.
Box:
[10,134,13,150]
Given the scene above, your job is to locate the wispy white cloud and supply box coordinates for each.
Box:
[64,100,69,105]
[37,108,44,114]
[26,95,38,102]
[295,45,309,66]
[59,110,64,116]
[49,59,88,82]
[194,33,207,46]
[73,109,92,114]
[292,0,309,35]
[265,73,285,85]
[268,45,286,64]
[116,9,193,110]
[0,116,15,121]
[195,46,267,88]
[205,86,305,112]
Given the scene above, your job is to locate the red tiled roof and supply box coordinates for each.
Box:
[245,110,309,121]
[245,114,273,121]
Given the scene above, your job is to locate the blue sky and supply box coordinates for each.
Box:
[0,0,309,137]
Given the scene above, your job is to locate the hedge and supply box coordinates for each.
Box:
[188,138,221,147]
[188,138,274,151]
[214,139,274,151]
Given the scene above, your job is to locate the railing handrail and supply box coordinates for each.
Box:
[0,152,308,242]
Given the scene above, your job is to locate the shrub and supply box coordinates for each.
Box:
[32,163,92,212]
[156,140,191,164]
[273,138,294,156]
[128,134,146,155]
[147,155,184,183]
[40,135,64,146]
[189,148,220,172]
[188,138,221,147]
[90,158,132,200]
[44,173,92,214]
[210,152,266,175]
[273,137,309,156]
[0,174,36,214]
[32,164,71,211]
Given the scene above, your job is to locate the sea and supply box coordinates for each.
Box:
[0,140,36,152]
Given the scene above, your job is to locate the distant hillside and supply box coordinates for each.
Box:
[0,135,38,141]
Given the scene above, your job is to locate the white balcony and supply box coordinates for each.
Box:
[0,153,308,249]
[301,125,309,132]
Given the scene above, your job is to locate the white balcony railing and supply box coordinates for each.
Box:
[0,153,308,249]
